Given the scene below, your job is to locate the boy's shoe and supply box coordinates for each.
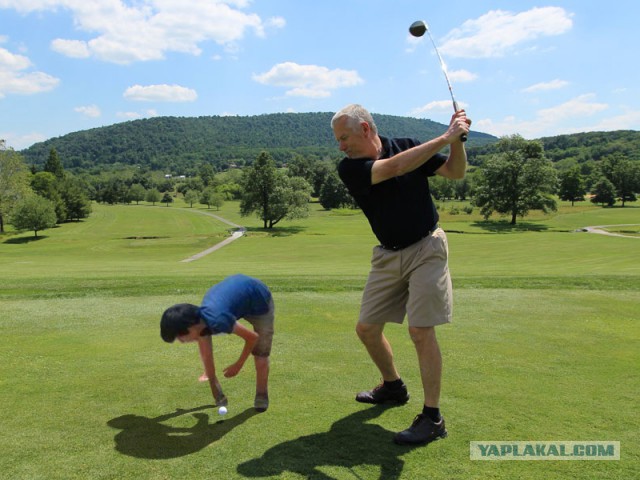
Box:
[254,393,269,413]
[356,382,409,405]
[393,414,447,445]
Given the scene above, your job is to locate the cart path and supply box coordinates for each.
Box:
[179,209,246,263]
[580,224,640,239]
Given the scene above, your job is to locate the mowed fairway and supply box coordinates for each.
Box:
[1,200,638,480]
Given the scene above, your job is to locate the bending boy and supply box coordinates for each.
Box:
[160,274,274,412]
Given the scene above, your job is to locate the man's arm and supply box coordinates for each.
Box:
[371,110,469,184]
[223,322,259,378]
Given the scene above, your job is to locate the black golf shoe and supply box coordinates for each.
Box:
[355,382,409,405]
[393,414,447,445]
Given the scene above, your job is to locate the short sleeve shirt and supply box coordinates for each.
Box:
[338,136,446,248]
[199,274,272,335]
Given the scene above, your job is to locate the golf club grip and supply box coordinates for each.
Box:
[460,133,468,142]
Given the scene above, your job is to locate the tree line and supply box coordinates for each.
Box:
[2,132,639,237]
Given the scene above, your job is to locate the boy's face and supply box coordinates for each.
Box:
[177,324,203,343]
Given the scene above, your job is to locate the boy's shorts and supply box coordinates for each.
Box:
[244,298,275,357]
[359,228,452,328]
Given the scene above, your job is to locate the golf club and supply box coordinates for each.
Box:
[409,20,467,142]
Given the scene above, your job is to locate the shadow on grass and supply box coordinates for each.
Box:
[237,405,424,480]
[3,235,48,244]
[244,226,307,237]
[471,220,549,233]
[107,405,258,459]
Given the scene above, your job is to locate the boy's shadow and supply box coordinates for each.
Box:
[107,405,257,459]
[237,405,423,480]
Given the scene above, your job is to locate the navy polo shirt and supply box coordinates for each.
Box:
[338,136,446,249]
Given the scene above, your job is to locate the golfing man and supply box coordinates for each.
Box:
[160,274,274,412]
[331,104,470,445]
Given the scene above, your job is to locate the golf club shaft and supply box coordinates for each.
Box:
[423,26,468,142]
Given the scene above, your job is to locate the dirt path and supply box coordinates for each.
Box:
[179,209,246,263]
[580,224,640,239]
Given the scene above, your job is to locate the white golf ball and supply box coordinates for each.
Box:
[218,406,228,416]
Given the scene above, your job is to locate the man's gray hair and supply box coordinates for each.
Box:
[331,104,378,135]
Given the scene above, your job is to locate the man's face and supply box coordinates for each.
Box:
[333,116,372,159]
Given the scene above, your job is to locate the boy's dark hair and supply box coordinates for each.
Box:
[160,303,201,343]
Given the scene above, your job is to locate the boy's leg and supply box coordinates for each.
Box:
[254,355,270,412]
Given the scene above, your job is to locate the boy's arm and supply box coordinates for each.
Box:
[197,336,224,403]
[223,322,259,378]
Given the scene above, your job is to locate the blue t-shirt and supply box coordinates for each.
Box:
[199,274,272,335]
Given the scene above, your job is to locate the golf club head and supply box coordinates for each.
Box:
[409,20,427,37]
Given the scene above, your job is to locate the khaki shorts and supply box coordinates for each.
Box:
[359,228,452,327]
[244,298,275,357]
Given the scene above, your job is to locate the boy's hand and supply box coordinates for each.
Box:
[223,362,242,378]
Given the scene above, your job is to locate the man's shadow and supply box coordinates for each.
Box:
[107,405,257,459]
[237,405,422,480]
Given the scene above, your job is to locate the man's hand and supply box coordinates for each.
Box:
[446,110,471,143]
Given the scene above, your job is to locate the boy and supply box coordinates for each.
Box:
[160,274,274,412]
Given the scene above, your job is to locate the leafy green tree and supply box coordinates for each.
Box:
[590,177,616,206]
[59,178,92,221]
[184,189,199,207]
[43,148,65,179]
[473,135,558,225]
[558,166,586,206]
[30,171,67,222]
[240,152,311,228]
[0,148,31,233]
[319,171,354,210]
[145,188,161,205]
[128,184,147,205]
[10,195,57,237]
[161,192,173,206]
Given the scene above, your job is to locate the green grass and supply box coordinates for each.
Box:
[1,200,638,479]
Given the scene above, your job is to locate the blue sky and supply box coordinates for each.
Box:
[1,0,639,150]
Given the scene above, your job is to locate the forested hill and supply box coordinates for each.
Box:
[20,112,496,172]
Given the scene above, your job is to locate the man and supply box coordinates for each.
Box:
[331,104,470,445]
[160,274,274,412]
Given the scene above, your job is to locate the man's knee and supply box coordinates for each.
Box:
[408,326,436,345]
[356,322,383,343]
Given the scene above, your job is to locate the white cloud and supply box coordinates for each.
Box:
[476,94,612,138]
[0,131,47,150]
[0,46,59,98]
[116,109,159,119]
[448,69,477,83]
[522,79,569,93]
[440,7,573,58]
[410,100,467,117]
[253,62,363,98]
[51,38,90,58]
[123,84,197,102]
[1,0,284,64]
[74,104,101,117]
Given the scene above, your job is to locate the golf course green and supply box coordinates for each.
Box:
[1,199,638,479]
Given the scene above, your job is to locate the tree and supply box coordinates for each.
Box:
[473,135,558,225]
[59,178,92,221]
[319,171,353,209]
[128,184,147,205]
[0,148,31,233]
[558,166,586,206]
[43,148,65,179]
[10,195,57,238]
[240,152,311,228]
[161,192,173,206]
[184,189,199,207]
[145,188,161,205]
[590,177,616,206]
